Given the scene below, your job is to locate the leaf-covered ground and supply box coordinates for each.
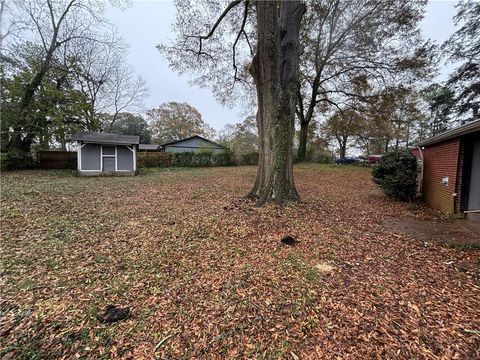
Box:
[1,164,479,359]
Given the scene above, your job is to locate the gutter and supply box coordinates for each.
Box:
[417,146,424,198]
[417,119,480,147]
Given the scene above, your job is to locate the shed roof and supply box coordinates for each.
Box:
[417,119,480,147]
[139,144,162,151]
[72,132,140,145]
[162,135,225,148]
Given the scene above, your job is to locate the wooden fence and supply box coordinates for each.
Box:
[37,151,77,169]
[137,152,172,167]
[37,150,172,169]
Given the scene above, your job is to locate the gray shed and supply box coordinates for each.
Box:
[72,132,139,176]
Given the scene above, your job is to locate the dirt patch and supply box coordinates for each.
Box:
[383,218,480,248]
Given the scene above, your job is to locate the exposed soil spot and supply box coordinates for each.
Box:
[281,235,299,246]
[97,305,131,324]
[383,218,480,248]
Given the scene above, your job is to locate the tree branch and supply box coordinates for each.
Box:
[232,0,249,83]
[187,0,243,56]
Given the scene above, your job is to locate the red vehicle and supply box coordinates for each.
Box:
[367,154,383,164]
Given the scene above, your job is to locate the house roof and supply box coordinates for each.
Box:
[72,132,140,145]
[417,119,480,147]
[139,144,162,151]
[161,135,226,148]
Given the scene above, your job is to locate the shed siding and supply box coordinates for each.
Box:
[423,138,460,213]
[81,144,101,170]
[117,145,134,170]
[165,137,225,154]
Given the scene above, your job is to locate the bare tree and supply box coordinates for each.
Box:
[69,27,128,131]
[295,0,433,160]
[160,1,305,205]
[5,0,108,151]
[105,64,148,132]
[0,0,28,51]
[158,1,255,107]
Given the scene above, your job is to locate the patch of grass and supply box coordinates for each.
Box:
[281,254,320,284]
[407,203,421,211]
[446,242,480,251]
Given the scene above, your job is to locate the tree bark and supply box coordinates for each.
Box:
[336,134,348,159]
[247,0,305,206]
[297,120,308,161]
[296,72,319,161]
[339,142,347,159]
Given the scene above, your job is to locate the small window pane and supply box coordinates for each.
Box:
[103,146,115,155]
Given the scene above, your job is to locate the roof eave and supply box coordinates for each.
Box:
[161,135,226,149]
[75,139,139,145]
[417,120,480,147]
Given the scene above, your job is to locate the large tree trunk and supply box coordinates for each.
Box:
[296,69,319,161]
[247,1,305,206]
[297,120,308,161]
[339,139,347,159]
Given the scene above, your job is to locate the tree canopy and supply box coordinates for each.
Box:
[218,115,258,155]
[146,102,215,144]
[443,0,479,116]
[105,113,152,144]
[1,0,147,152]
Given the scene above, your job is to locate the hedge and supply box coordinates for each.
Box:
[372,150,417,201]
[1,150,36,171]
[170,150,236,167]
[237,151,259,165]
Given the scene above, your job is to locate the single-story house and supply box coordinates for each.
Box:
[72,132,139,176]
[162,135,226,154]
[139,144,162,152]
[418,119,480,220]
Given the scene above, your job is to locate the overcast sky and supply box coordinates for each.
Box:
[106,0,459,131]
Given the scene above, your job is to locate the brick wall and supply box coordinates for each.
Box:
[454,141,464,213]
[423,138,461,213]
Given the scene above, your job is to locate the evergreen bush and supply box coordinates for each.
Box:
[1,150,35,171]
[372,151,417,201]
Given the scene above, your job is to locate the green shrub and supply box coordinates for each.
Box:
[312,151,333,164]
[213,150,236,166]
[1,150,35,171]
[197,149,214,156]
[372,151,417,201]
[238,151,259,165]
[304,147,314,162]
[170,150,236,167]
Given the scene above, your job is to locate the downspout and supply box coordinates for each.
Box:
[417,146,424,198]
[452,140,463,214]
